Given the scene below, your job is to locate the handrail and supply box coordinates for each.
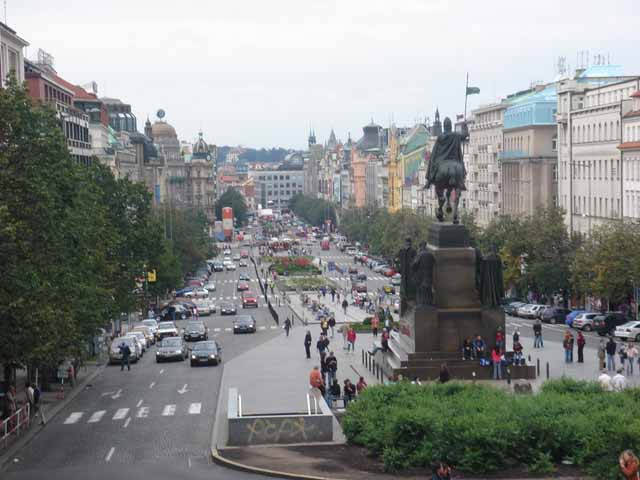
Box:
[238,394,242,418]
[1,403,30,448]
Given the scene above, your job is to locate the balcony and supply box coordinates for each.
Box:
[556,111,568,124]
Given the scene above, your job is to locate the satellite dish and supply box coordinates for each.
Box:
[157,109,166,119]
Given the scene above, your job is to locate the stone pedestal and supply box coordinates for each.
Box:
[390,222,536,381]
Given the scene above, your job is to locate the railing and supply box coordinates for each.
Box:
[306,392,319,415]
[1,403,30,448]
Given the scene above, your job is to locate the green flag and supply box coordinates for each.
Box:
[466,86,480,95]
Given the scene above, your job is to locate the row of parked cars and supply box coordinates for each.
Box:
[504,300,637,337]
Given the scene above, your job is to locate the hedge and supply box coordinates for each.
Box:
[279,277,336,291]
[342,378,640,479]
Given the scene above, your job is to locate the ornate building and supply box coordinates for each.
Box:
[187,131,217,224]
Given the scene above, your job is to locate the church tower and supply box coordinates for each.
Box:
[431,108,442,136]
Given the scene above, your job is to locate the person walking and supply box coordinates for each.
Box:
[342,299,348,315]
[626,343,638,376]
[284,317,292,337]
[533,319,543,348]
[309,366,325,399]
[371,315,379,337]
[320,317,329,336]
[304,330,312,359]
[563,331,574,363]
[317,334,329,364]
[619,344,628,372]
[576,331,586,363]
[328,379,341,408]
[606,336,617,372]
[325,351,338,385]
[343,379,356,406]
[119,341,131,371]
[328,316,336,338]
[598,339,607,370]
[356,376,367,395]
[330,288,336,302]
[491,347,502,380]
[347,326,357,353]
[512,329,520,346]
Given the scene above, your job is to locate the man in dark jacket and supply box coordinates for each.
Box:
[317,334,329,364]
[325,351,338,385]
[119,342,131,371]
[533,319,543,348]
[304,331,312,359]
[606,337,617,372]
[328,316,336,338]
[342,299,348,315]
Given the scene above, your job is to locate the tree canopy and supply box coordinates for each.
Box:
[215,187,248,225]
[289,194,337,227]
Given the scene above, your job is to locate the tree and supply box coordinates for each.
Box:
[215,188,248,225]
[289,194,337,228]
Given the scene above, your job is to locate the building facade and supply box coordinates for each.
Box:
[187,131,217,224]
[556,68,640,235]
[250,167,305,210]
[620,90,640,221]
[0,21,28,87]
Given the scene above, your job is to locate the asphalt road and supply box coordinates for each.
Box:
[3,243,280,480]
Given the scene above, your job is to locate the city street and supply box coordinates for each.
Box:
[3,245,280,480]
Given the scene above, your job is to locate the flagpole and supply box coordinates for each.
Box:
[464,72,469,121]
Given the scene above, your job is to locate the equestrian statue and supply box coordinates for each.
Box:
[425,117,469,224]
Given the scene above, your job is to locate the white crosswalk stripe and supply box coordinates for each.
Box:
[214,328,221,332]
[188,403,201,414]
[136,406,150,418]
[112,408,129,420]
[88,410,106,423]
[64,412,84,424]
[162,404,176,416]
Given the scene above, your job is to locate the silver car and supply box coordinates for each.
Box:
[109,337,140,364]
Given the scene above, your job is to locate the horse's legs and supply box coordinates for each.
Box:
[445,188,452,213]
[452,188,461,224]
[436,186,445,221]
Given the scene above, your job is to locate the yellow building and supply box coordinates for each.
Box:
[387,126,402,212]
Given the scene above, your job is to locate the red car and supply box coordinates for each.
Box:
[242,291,258,308]
[240,250,249,258]
[348,266,358,274]
[354,283,368,293]
[383,268,396,277]
[237,281,249,292]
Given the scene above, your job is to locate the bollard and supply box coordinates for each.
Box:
[546,361,550,380]
[536,358,540,376]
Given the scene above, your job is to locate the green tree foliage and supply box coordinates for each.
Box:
[289,194,337,227]
[215,187,248,225]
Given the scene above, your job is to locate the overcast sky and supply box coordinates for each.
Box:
[8,0,640,149]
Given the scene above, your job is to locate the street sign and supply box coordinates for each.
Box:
[148,270,157,282]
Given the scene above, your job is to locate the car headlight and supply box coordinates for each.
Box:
[156,351,160,355]
[210,354,215,359]
[176,349,182,354]
[191,355,196,359]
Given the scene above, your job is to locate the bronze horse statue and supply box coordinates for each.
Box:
[425,117,468,224]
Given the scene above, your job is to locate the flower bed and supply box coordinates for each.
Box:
[279,276,336,291]
[267,256,321,275]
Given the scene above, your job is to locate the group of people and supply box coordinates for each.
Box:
[561,330,587,363]
[1,380,45,429]
[459,328,525,380]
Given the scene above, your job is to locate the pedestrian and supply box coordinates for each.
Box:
[533,319,543,348]
[343,379,356,406]
[491,346,502,380]
[320,317,329,336]
[330,288,335,302]
[284,317,291,337]
[342,299,348,315]
[473,334,486,359]
[340,324,348,349]
[598,369,612,391]
[371,315,379,337]
[325,351,338,385]
[336,291,341,304]
[347,326,357,353]
[317,334,329,364]
[512,329,520,346]
[619,450,640,480]
[119,341,131,371]
[439,363,450,383]
[304,330,312,359]
[626,343,638,376]
[356,376,367,395]
[495,326,504,350]
[576,331,586,363]
[328,379,341,408]
[513,340,523,365]
[563,331,574,363]
[598,339,607,370]
[309,366,325,399]
[619,344,628,371]
[612,368,627,392]
[463,337,473,360]
[328,316,336,338]
[606,336,617,372]
[5,385,17,427]
[431,462,452,480]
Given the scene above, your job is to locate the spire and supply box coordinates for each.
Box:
[432,107,442,136]
[144,116,153,140]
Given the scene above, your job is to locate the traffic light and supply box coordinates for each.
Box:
[147,270,157,282]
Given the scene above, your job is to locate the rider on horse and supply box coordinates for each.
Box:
[425,117,469,224]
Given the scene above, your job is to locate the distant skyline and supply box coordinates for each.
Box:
[7,0,640,149]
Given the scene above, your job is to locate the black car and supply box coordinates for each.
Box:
[356,272,367,281]
[540,307,571,324]
[503,302,525,316]
[233,315,257,334]
[156,337,188,362]
[213,262,225,272]
[220,302,237,315]
[183,321,208,341]
[190,341,222,366]
[594,312,634,336]
[160,304,191,321]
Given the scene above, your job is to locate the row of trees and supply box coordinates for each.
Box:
[0,80,212,380]
[340,203,640,309]
[289,194,337,227]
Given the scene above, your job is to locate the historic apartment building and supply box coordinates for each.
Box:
[556,66,640,235]
[620,90,640,221]
[0,21,28,87]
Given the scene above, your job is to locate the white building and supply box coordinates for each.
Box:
[0,21,28,87]
[556,67,640,235]
[620,90,640,221]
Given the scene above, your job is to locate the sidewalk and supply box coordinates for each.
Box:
[285,292,375,325]
[0,361,105,466]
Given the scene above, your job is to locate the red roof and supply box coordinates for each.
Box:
[631,90,640,98]
[617,141,640,151]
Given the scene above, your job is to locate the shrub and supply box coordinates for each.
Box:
[343,382,640,479]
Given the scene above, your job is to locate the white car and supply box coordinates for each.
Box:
[141,319,159,337]
[520,304,545,319]
[194,300,213,316]
[614,321,640,341]
[109,336,140,364]
[226,262,237,271]
[516,304,533,317]
[374,264,388,273]
[185,287,209,299]
[204,282,216,292]
[126,331,148,351]
[572,312,600,331]
[391,273,401,286]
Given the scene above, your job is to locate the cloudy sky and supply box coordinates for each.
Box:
[8,0,640,149]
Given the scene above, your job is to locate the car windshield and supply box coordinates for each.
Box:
[186,322,204,330]
[193,342,216,352]
[162,338,182,347]
[221,303,233,309]
[158,322,175,329]
[142,320,157,327]
[236,316,254,325]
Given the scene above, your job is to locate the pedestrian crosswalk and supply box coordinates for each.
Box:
[327,276,388,282]
[62,402,203,425]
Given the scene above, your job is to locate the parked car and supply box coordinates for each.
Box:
[565,310,586,327]
[185,287,209,299]
[219,302,237,315]
[373,264,388,273]
[382,268,396,277]
[125,331,148,352]
[594,312,635,336]
[515,304,532,317]
[391,273,401,286]
[504,302,525,316]
[242,291,258,308]
[156,321,179,341]
[572,312,601,331]
[183,321,208,341]
[204,282,216,292]
[520,304,545,319]
[156,337,188,362]
[540,307,571,324]
[109,336,140,364]
[190,341,222,366]
[233,315,257,334]
[613,321,640,342]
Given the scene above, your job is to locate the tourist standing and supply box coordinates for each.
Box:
[597,339,606,370]
[347,326,357,353]
[491,346,502,380]
[563,331,574,363]
[576,331,586,363]
[606,337,617,372]
[533,319,543,348]
[619,450,640,480]
[304,330,312,359]
[371,315,379,337]
[626,343,638,376]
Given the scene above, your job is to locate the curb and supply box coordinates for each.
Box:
[0,363,106,470]
[210,446,347,480]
